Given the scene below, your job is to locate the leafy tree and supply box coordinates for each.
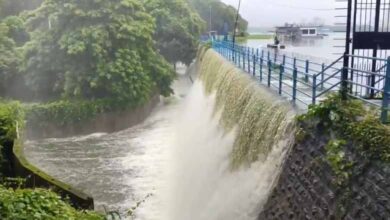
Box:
[23,0,175,102]
[145,0,205,66]
[188,0,248,35]
[0,20,22,97]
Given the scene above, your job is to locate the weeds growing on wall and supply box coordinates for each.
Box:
[297,93,390,217]
[297,93,390,164]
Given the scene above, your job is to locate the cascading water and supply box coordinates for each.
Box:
[24,49,296,220]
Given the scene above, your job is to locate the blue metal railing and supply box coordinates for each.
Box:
[212,40,390,123]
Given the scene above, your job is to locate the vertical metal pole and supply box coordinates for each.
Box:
[350,0,358,94]
[342,0,353,100]
[321,63,325,90]
[247,50,250,73]
[293,68,298,103]
[370,0,382,98]
[260,57,263,82]
[279,65,284,95]
[238,51,241,68]
[268,60,272,87]
[305,60,309,83]
[312,74,317,105]
[381,57,390,123]
[253,54,256,76]
[274,52,277,64]
[267,51,270,63]
[232,0,242,63]
[243,51,245,69]
[283,55,286,66]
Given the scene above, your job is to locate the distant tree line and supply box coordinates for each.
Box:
[188,0,248,36]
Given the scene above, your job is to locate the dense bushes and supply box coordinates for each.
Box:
[25,99,131,128]
[0,101,23,177]
[298,93,390,162]
[297,93,390,187]
[0,186,103,220]
[22,0,174,102]
[0,100,105,219]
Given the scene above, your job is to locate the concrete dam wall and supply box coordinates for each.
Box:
[199,47,390,220]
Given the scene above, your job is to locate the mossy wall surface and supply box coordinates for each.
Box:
[12,140,94,209]
[258,95,390,220]
[25,94,160,139]
[258,128,390,219]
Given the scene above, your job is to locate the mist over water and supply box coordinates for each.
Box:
[24,62,295,219]
[163,81,293,220]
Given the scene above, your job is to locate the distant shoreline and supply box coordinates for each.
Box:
[236,34,273,42]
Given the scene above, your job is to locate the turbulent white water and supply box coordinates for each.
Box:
[24,60,295,220]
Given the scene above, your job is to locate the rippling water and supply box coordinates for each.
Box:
[24,64,294,220]
[24,70,191,217]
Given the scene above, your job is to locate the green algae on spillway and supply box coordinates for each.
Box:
[198,49,296,169]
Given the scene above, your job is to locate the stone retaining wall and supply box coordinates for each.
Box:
[258,128,390,220]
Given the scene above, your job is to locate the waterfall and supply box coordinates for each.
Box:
[23,49,297,220]
[162,49,297,220]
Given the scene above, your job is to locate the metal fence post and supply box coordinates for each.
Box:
[312,74,317,105]
[236,45,238,64]
[238,51,241,68]
[293,68,298,103]
[247,51,251,73]
[305,60,309,83]
[283,55,286,66]
[267,51,270,64]
[268,60,272,87]
[321,63,325,90]
[293,57,297,69]
[274,52,277,64]
[381,57,390,123]
[260,57,263,82]
[253,54,256,76]
[279,65,284,95]
[243,51,245,69]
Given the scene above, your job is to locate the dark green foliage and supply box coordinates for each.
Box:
[297,93,390,217]
[0,101,24,178]
[0,186,104,220]
[325,139,354,186]
[297,93,390,162]
[0,101,105,219]
[25,98,131,128]
[23,0,175,102]
[188,0,248,35]
[145,0,205,66]
[0,20,22,97]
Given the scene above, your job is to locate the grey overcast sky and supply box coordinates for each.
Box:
[220,0,337,27]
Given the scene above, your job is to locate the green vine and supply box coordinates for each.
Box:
[298,93,390,162]
[325,139,354,187]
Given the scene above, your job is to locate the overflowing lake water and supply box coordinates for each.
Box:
[24,56,296,220]
[242,33,345,63]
